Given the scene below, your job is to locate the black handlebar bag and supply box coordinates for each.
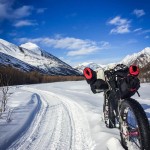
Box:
[117,75,140,99]
[90,79,108,93]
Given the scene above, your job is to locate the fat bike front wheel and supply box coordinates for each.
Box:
[119,98,150,150]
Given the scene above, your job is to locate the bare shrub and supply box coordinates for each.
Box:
[0,73,10,117]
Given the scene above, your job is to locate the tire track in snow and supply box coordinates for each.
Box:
[39,90,95,150]
[8,87,95,150]
[27,91,74,150]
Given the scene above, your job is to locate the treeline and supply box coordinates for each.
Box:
[139,62,150,83]
[0,66,84,86]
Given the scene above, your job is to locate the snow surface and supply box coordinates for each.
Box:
[0,81,150,150]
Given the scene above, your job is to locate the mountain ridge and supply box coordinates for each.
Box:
[75,47,150,72]
[75,47,150,82]
[0,39,81,76]
[121,47,150,67]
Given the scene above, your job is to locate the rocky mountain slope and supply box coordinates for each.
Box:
[0,39,80,75]
[121,47,150,67]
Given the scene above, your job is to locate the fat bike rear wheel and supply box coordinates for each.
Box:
[119,98,150,150]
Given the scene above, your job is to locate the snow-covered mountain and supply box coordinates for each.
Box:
[120,47,150,82]
[74,62,106,73]
[121,47,150,67]
[0,52,46,73]
[0,39,80,75]
[75,47,150,73]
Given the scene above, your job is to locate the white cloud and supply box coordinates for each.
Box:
[133,9,145,17]
[14,20,38,27]
[0,0,33,20]
[108,16,130,34]
[110,25,130,34]
[37,8,47,13]
[133,28,142,32]
[109,16,128,26]
[13,6,33,19]
[67,46,99,56]
[136,29,150,35]
[17,37,110,56]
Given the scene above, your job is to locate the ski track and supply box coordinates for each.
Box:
[8,87,94,150]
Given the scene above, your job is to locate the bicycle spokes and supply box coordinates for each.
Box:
[121,107,141,149]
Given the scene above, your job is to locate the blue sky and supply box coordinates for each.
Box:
[0,0,150,66]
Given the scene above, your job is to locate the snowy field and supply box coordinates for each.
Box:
[0,81,150,150]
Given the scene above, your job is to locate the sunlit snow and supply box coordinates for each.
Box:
[0,81,150,150]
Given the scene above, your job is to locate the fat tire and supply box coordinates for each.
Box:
[120,98,150,150]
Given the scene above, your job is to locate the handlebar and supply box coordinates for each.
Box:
[83,64,140,87]
[83,67,97,84]
[104,64,140,78]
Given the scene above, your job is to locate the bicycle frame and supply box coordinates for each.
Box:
[104,69,128,124]
[104,69,122,97]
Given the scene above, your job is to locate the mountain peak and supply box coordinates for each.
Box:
[141,47,150,55]
[20,42,42,55]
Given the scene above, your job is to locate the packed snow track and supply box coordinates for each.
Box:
[8,87,94,150]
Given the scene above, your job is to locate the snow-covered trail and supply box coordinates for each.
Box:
[1,81,150,150]
[8,86,94,150]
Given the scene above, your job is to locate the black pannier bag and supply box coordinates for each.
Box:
[83,67,108,93]
[117,75,140,99]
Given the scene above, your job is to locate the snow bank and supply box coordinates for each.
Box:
[0,90,42,149]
